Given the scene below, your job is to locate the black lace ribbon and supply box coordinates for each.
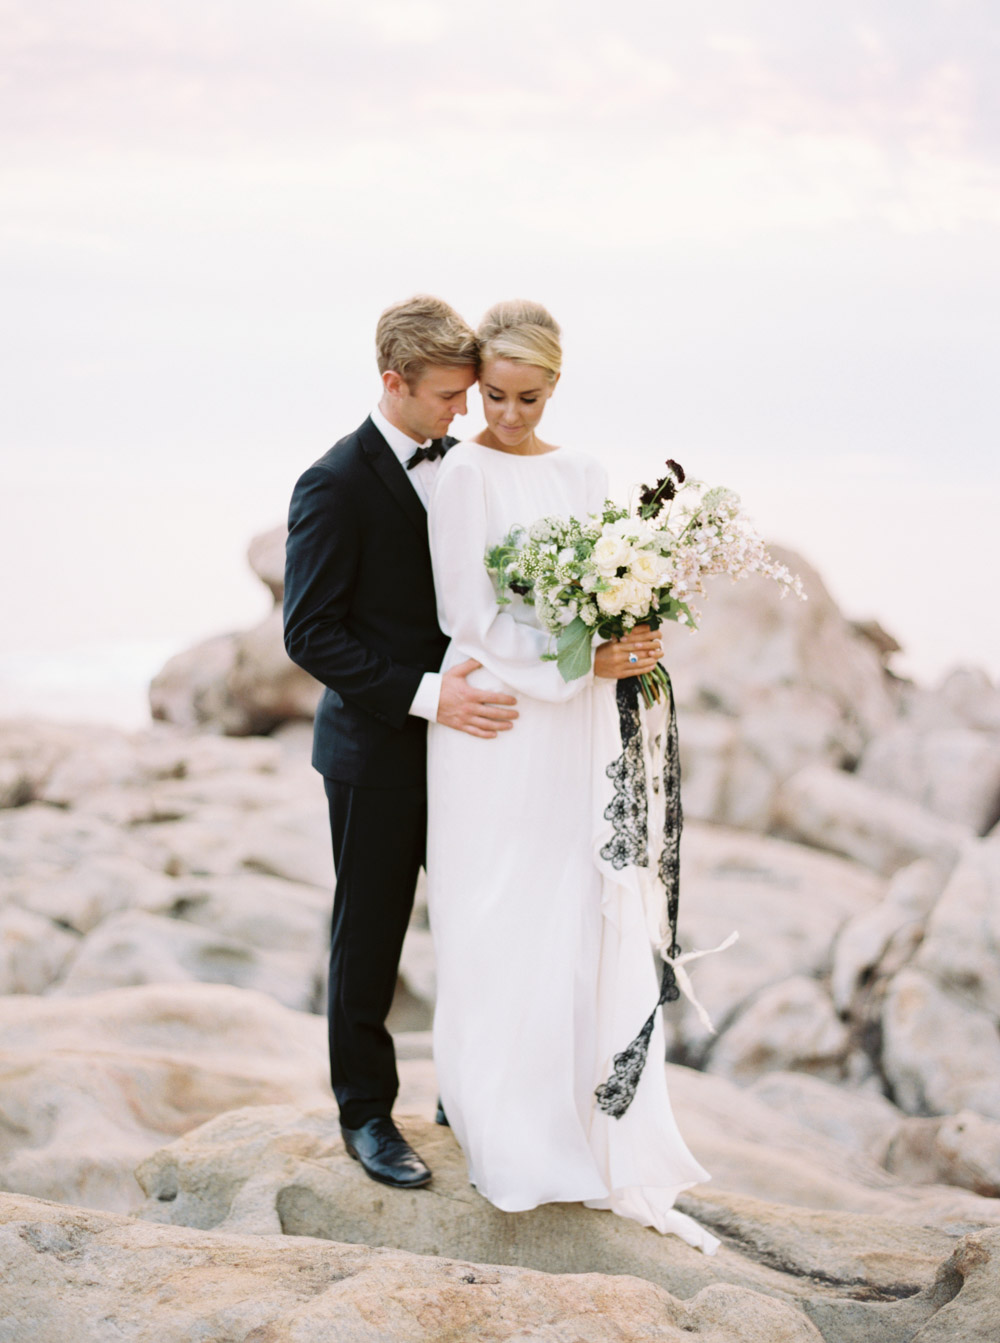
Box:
[594,669,683,1120]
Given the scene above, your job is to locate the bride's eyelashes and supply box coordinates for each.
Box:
[486,392,538,404]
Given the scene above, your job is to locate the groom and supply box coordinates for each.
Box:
[283,295,517,1189]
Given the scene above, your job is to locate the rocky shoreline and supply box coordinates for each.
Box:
[3,529,1000,1340]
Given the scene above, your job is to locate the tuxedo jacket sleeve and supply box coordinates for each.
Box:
[284,458,421,730]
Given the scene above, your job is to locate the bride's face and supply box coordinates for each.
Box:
[479,358,557,449]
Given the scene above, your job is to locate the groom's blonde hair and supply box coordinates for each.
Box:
[376,295,478,389]
[477,299,562,382]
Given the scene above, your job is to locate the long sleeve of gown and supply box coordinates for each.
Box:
[429,455,595,703]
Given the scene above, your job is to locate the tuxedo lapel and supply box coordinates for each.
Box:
[357,417,427,539]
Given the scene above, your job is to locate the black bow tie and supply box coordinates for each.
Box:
[406,439,447,470]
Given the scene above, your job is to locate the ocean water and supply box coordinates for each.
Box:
[0,642,179,730]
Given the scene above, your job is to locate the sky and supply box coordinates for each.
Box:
[1,0,998,723]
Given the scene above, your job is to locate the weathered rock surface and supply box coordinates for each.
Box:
[135,1100,1000,1341]
[50,907,324,1011]
[704,975,853,1084]
[773,763,973,876]
[666,823,882,1065]
[0,983,327,1210]
[914,837,1000,1018]
[637,550,900,834]
[150,527,320,734]
[881,968,1000,1122]
[0,1192,827,1343]
[0,905,77,994]
[831,858,945,1015]
[857,725,1000,835]
[664,550,895,750]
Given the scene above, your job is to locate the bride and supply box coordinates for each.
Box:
[426,299,719,1254]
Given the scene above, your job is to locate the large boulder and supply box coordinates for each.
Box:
[914,837,1000,1018]
[664,548,897,833]
[664,549,894,748]
[149,528,321,735]
[881,968,1000,1120]
[50,907,324,1012]
[830,858,945,1015]
[704,976,852,1086]
[857,725,1000,835]
[0,983,328,1210]
[665,822,882,1064]
[134,1099,1000,1340]
[773,763,973,876]
[0,1192,826,1343]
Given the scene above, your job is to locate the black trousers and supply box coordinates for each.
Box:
[323,777,426,1130]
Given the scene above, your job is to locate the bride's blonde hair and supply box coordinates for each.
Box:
[477,300,562,382]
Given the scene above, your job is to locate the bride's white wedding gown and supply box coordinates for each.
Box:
[426,440,719,1254]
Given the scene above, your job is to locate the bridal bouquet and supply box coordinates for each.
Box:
[485,459,805,706]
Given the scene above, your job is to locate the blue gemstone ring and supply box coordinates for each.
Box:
[628,653,639,665]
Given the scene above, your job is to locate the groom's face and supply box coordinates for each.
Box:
[397,364,477,442]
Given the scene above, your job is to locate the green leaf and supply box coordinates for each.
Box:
[555,616,594,682]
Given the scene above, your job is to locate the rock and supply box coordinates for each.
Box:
[849,618,902,662]
[906,1229,1000,1342]
[127,789,334,889]
[0,906,77,993]
[153,871,329,955]
[679,692,848,832]
[665,1064,1000,1229]
[226,606,324,729]
[247,523,287,602]
[857,726,1000,835]
[50,909,323,1011]
[881,969,1000,1120]
[915,839,1000,1018]
[662,550,901,834]
[747,1071,903,1163]
[665,822,882,1063]
[0,803,152,883]
[831,858,946,1014]
[148,631,242,732]
[0,983,327,1210]
[664,548,895,752]
[705,976,852,1085]
[0,718,112,808]
[135,1101,1000,1339]
[885,1112,1000,1197]
[934,667,1000,733]
[773,763,973,876]
[0,1192,826,1343]
[8,855,176,934]
[149,529,321,736]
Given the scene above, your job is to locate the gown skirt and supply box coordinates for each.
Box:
[426,441,719,1253]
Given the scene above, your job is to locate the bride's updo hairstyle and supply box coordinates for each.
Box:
[477,300,562,383]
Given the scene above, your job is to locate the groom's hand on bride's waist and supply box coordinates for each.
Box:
[437,659,518,739]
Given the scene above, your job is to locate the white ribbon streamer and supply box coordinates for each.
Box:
[657,931,739,1035]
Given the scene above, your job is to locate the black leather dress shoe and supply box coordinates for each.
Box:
[434,1098,450,1127]
[340,1117,432,1189]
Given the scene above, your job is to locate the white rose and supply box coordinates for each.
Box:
[592,534,631,575]
[596,580,627,615]
[621,578,654,618]
[628,550,663,586]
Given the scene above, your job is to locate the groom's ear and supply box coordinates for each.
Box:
[382,369,408,399]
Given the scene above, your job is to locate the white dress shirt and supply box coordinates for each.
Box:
[370,405,443,723]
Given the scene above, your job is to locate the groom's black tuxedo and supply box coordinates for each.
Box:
[284,416,453,1128]
[284,416,450,787]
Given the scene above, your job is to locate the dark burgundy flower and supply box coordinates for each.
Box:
[638,459,685,518]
